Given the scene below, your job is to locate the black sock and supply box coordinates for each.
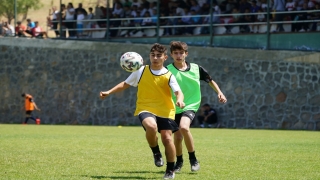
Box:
[150,145,160,154]
[177,155,183,163]
[167,162,175,171]
[24,117,29,123]
[188,151,196,160]
[30,116,36,121]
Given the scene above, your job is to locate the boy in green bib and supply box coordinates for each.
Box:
[167,41,227,172]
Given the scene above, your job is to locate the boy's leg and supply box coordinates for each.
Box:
[139,113,163,167]
[24,117,29,124]
[178,115,200,172]
[160,129,176,179]
[198,115,205,128]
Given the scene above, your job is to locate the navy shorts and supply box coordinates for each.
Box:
[174,110,196,126]
[26,111,33,115]
[138,112,179,133]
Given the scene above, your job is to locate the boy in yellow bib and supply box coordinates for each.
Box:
[100,43,185,179]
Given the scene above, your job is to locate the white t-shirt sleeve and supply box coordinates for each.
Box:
[169,74,181,93]
[124,66,145,87]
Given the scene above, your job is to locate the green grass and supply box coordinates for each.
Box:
[0,125,319,180]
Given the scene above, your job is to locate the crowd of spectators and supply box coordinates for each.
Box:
[1,19,48,38]
[78,0,318,37]
[2,0,320,39]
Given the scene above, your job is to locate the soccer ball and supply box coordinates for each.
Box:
[120,52,143,72]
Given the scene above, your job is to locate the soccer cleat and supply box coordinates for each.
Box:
[174,161,183,172]
[163,170,175,179]
[190,159,200,172]
[153,153,164,167]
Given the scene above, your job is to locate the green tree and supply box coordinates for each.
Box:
[0,0,43,24]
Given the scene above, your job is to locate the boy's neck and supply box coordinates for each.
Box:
[150,64,163,70]
[174,61,188,70]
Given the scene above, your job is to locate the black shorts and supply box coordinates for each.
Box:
[26,111,33,115]
[138,112,179,133]
[174,110,196,126]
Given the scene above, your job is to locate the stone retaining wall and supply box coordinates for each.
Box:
[0,38,319,130]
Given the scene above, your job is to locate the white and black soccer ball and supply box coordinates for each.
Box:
[120,52,143,72]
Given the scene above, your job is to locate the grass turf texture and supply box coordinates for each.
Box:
[0,125,319,180]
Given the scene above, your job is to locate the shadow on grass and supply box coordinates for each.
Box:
[81,171,163,179]
[90,175,155,179]
[114,170,163,174]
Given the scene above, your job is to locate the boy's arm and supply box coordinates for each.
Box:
[209,80,227,103]
[33,102,41,111]
[100,81,130,99]
[174,90,185,109]
[204,111,214,121]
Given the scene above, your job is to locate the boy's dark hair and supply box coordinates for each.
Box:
[21,93,26,97]
[169,41,188,53]
[150,43,167,54]
[202,103,210,107]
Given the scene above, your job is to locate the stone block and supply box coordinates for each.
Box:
[276,92,287,103]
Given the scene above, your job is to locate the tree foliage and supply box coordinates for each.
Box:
[0,0,43,24]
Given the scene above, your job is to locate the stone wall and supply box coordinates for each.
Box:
[0,38,319,130]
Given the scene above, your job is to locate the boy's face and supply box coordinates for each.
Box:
[149,51,168,69]
[170,50,188,63]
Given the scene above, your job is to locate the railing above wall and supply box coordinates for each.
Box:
[47,3,320,51]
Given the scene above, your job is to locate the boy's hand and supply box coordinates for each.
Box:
[100,91,109,100]
[218,93,227,103]
[176,100,185,109]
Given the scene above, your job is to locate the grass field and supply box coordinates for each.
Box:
[0,125,319,180]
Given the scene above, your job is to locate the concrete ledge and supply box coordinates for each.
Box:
[1,37,319,63]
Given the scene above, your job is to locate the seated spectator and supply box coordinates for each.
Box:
[126,11,143,37]
[197,104,219,128]
[243,8,254,33]
[1,22,14,36]
[176,7,192,35]
[201,4,221,34]
[141,11,154,26]
[148,2,157,16]
[31,21,48,38]
[131,0,141,8]
[292,3,311,32]
[123,5,132,18]
[260,0,269,11]
[226,7,244,33]
[15,21,29,37]
[123,0,132,7]
[25,19,35,36]
[141,0,150,9]
[112,2,124,18]
[225,0,237,14]
[109,14,122,37]
[189,0,201,13]
[286,0,296,20]
[309,4,320,31]
[239,0,252,13]
[159,12,173,36]
[250,0,261,13]
[199,0,210,14]
[253,9,266,33]
[306,0,315,9]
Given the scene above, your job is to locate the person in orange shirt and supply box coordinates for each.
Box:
[21,93,40,124]
[15,21,29,37]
